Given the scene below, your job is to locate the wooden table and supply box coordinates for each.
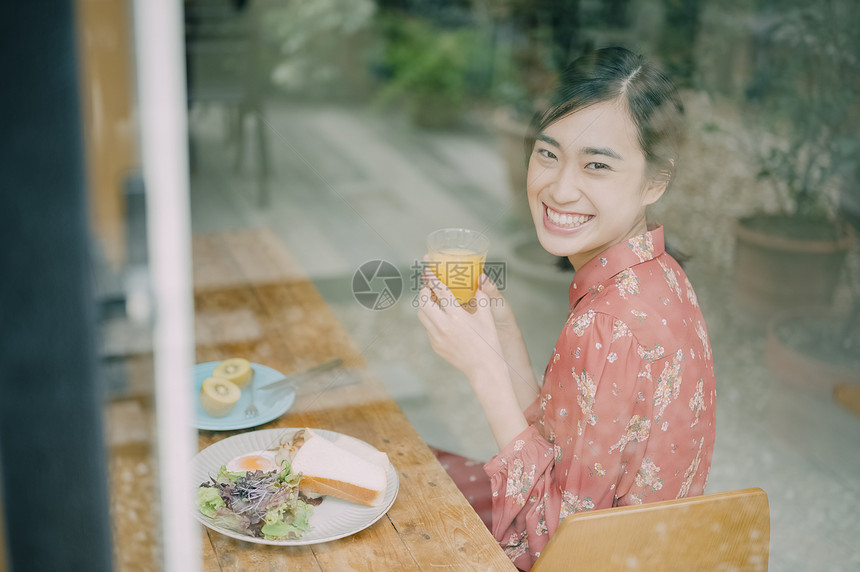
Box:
[192,229,515,571]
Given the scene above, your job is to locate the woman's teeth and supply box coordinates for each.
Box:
[547,207,591,228]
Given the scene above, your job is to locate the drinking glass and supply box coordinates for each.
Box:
[426,228,490,306]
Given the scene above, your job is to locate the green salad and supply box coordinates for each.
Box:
[197,462,315,540]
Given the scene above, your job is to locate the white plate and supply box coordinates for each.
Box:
[192,428,399,545]
[193,362,295,431]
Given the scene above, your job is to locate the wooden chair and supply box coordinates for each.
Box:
[532,488,770,572]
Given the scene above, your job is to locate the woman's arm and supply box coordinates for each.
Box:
[485,314,650,570]
[468,358,529,449]
[480,275,541,412]
[416,270,528,449]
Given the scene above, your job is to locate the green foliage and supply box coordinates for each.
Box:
[375,15,477,121]
[747,0,859,221]
[263,0,377,97]
[487,34,557,120]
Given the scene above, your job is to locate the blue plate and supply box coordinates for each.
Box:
[193,361,295,431]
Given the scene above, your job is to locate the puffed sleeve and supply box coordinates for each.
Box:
[483,311,653,568]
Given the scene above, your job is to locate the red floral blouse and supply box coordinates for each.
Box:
[484,227,716,570]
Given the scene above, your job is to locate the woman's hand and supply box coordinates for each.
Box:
[416,268,505,379]
[416,267,529,448]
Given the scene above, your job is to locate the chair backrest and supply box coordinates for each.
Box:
[532,488,770,572]
[184,0,263,104]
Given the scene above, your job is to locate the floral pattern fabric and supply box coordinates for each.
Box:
[484,227,716,571]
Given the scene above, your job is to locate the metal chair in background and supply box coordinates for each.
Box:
[184,0,270,206]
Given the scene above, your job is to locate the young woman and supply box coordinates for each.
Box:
[416,47,716,570]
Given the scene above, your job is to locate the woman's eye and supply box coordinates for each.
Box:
[537,148,558,160]
[586,161,611,171]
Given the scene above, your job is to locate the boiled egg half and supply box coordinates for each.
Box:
[225,449,278,473]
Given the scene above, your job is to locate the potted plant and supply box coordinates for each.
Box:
[735,1,860,388]
[485,0,581,229]
[490,39,557,222]
[732,0,859,326]
[374,13,477,129]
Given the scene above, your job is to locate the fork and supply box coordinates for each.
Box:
[244,371,258,418]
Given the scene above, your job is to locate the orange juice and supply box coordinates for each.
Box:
[427,228,490,307]
[428,247,487,305]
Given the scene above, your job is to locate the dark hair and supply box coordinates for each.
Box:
[532,48,689,270]
[526,47,684,186]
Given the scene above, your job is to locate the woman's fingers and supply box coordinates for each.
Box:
[423,267,461,310]
[479,272,507,310]
[416,285,441,316]
[416,286,451,352]
[479,272,499,296]
[473,287,489,304]
[416,302,436,330]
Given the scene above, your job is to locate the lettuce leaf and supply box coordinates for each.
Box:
[197,486,226,518]
[216,465,247,484]
[213,506,253,535]
[198,460,313,540]
[260,498,314,540]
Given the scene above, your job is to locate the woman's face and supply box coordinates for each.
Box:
[526,99,667,270]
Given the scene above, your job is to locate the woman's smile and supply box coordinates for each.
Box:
[543,204,594,233]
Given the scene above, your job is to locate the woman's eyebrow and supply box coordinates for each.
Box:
[536,133,623,161]
[580,146,623,160]
[535,133,561,147]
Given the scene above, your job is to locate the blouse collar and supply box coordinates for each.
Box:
[567,226,666,310]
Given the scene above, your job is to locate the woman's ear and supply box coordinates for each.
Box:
[642,159,674,206]
[642,174,669,206]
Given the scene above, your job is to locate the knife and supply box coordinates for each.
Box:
[258,358,344,391]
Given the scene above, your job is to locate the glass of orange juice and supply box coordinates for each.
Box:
[426,228,490,307]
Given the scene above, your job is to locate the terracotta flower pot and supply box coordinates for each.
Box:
[732,215,852,326]
[765,308,860,389]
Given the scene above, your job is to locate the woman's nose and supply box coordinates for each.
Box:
[549,163,584,203]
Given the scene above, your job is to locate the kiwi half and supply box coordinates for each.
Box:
[200,376,241,417]
[212,358,253,389]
